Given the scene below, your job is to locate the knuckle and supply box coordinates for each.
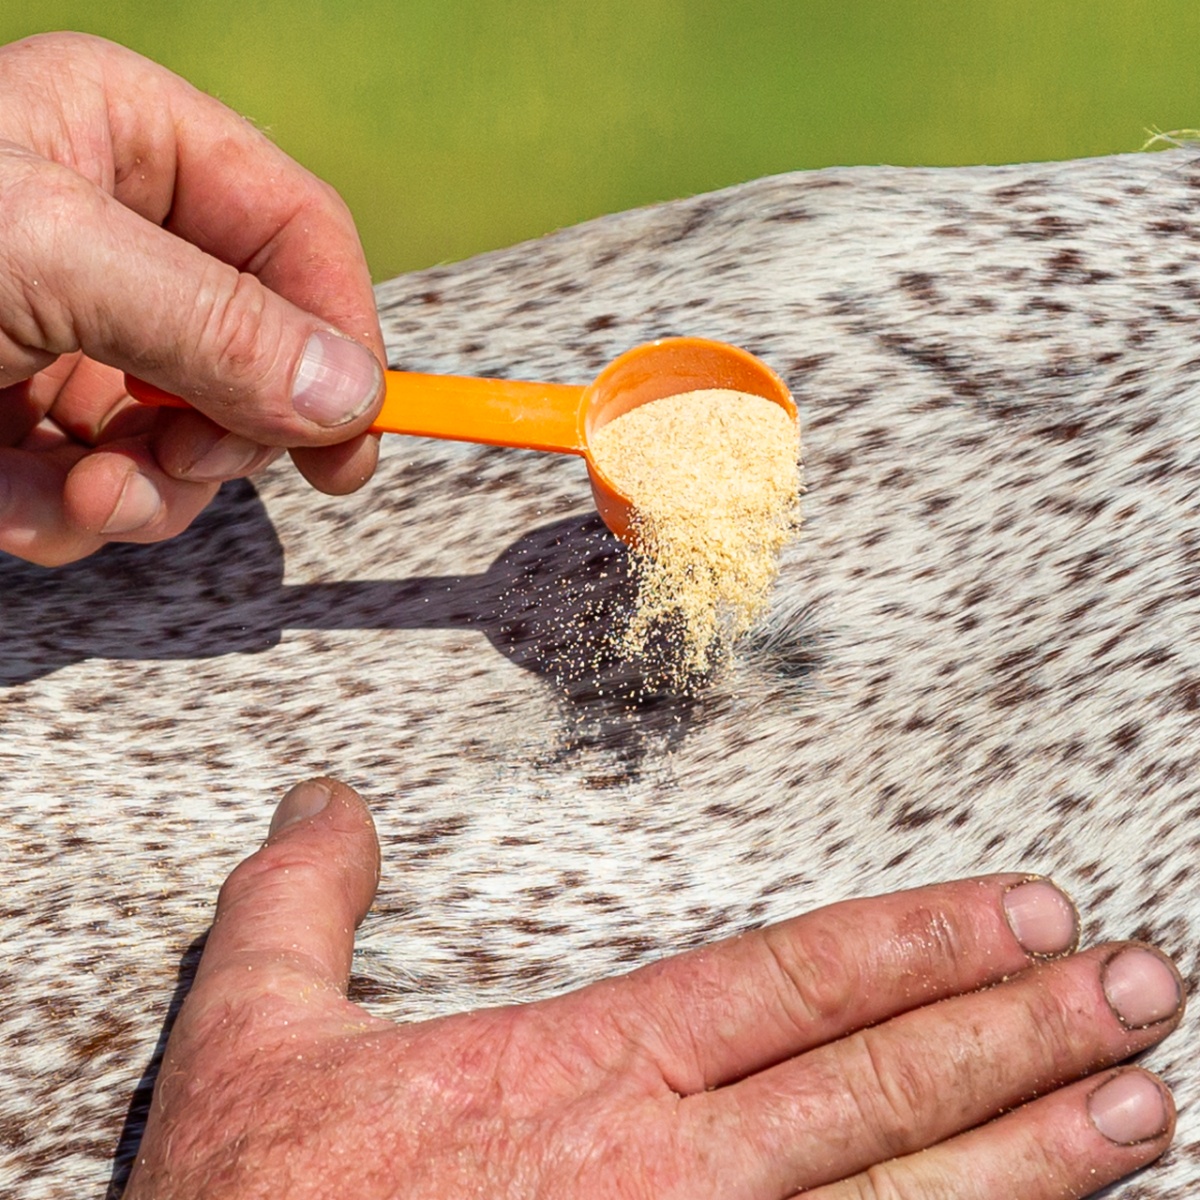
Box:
[313,173,351,218]
[840,1178,879,1200]
[212,842,324,927]
[213,847,271,915]
[861,1161,942,1200]
[295,171,355,234]
[760,900,973,1039]
[192,265,279,386]
[215,842,306,913]
[761,917,867,1032]
[890,901,973,1002]
[843,1027,933,1157]
[907,903,969,974]
[1019,967,1094,1064]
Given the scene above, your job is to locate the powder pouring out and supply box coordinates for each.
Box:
[589,387,802,687]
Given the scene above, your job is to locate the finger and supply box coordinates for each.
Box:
[0,354,113,451]
[562,875,1079,1093]
[189,779,381,1010]
[62,442,219,544]
[289,433,381,496]
[35,352,143,444]
[153,409,366,494]
[29,355,285,485]
[0,443,98,565]
[0,365,229,563]
[0,145,384,448]
[807,1069,1175,1200]
[151,406,283,483]
[705,942,1183,1195]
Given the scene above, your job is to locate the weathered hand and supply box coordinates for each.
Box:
[126,778,1183,1198]
[0,32,385,566]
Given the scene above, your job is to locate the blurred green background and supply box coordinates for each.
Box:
[5,2,1200,281]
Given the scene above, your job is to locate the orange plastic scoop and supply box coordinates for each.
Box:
[126,337,794,544]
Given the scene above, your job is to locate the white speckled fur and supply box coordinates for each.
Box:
[4,151,1200,1197]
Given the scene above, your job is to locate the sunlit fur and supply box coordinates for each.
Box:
[4,150,1200,1198]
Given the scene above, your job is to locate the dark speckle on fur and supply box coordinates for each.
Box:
[6,150,1200,1198]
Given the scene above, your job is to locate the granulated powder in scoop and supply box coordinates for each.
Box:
[589,388,801,683]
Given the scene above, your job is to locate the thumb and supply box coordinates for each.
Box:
[192,778,382,1003]
[0,150,384,445]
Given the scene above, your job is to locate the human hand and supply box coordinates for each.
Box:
[0,32,385,566]
[125,779,1183,1198]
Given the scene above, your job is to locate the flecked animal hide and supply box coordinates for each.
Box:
[4,149,1200,1198]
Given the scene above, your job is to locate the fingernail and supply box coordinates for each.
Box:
[1003,878,1079,957]
[1089,1071,1170,1145]
[291,330,381,427]
[1102,946,1183,1029]
[101,471,162,534]
[268,779,333,839]
[182,433,265,482]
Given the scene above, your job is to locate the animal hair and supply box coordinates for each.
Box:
[4,149,1200,1198]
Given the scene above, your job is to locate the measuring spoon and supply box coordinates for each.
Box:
[126,336,794,544]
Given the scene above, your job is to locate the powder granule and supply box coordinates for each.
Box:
[590,388,801,683]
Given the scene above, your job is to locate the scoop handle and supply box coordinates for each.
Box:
[124,371,588,456]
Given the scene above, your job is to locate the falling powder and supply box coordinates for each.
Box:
[589,387,802,684]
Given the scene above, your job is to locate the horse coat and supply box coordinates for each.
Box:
[3,149,1200,1198]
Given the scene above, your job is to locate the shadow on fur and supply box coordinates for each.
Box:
[105,933,207,1199]
[0,480,822,773]
[0,479,697,715]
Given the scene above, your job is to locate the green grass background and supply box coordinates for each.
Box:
[5,2,1200,280]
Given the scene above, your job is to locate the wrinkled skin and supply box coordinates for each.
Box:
[0,32,385,566]
[126,779,1183,1199]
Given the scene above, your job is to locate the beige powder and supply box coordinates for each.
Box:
[590,387,801,683]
